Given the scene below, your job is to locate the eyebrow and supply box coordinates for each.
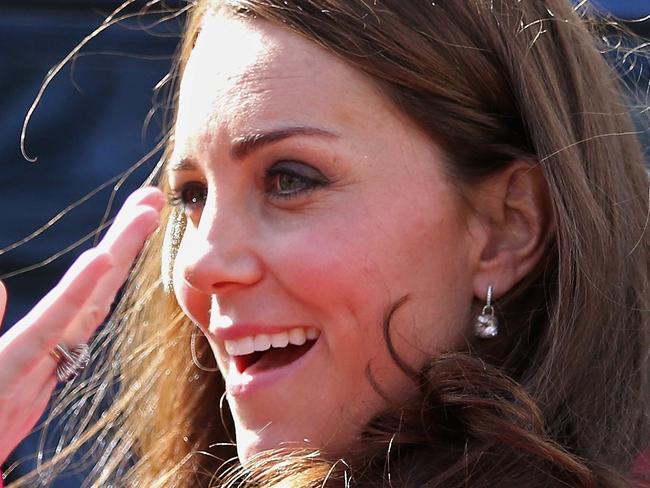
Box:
[230,126,338,160]
[168,126,338,172]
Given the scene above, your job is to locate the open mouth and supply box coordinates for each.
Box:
[234,340,317,373]
[226,327,320,374]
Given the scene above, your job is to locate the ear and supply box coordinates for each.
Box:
[467,161,553,301]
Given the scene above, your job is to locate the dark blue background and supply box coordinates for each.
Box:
[591,0,650,18]
[0,1,181,485]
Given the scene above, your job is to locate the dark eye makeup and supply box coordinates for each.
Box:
[264,160,329,199]
[167,159,330,209]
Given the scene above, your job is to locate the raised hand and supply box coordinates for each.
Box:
[0,187,163,464]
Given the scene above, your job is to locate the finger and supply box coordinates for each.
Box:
[18,249,113,333]
[96,187,164,253]
[11,353,60,397]
[99,204,161,267]
[18,376,56,440]
[0,249,113,380]
[11,370,56,432]
[62,202,161,344]
[56,187,162,343]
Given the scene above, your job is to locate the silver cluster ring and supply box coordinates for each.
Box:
[50,343,91,383]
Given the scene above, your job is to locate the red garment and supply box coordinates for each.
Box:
[633,448,650,486]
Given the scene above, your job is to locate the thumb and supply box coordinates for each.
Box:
[0,281,6,332]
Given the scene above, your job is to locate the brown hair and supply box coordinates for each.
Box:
[10,1,649,486]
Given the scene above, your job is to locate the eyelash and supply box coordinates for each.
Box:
[167,182,207,209]
[167,161,329,209]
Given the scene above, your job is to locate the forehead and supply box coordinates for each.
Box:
[174,13,394,149]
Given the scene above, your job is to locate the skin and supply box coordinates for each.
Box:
[169,14,479,462]
[0,187,163,464]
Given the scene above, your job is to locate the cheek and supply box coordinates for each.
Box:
[268,214,387,321]
[261,210,413,372]
[264,196,471,364]
[263,214,392,388]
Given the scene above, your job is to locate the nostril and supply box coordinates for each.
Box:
[176,235,264,293]
[180,269,204,293]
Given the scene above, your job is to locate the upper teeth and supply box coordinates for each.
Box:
[225,327,320,356]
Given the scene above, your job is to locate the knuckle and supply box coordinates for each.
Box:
[62,288,87,309]
[83,305,109,332]
[33,329,58,358]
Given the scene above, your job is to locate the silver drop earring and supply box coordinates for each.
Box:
[161,208,186,293]
[475,285,499,339]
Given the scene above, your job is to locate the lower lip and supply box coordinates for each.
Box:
[225,336,323,397]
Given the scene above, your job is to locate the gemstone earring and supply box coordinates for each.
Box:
[161,208,186,293]
[475,285,498,339]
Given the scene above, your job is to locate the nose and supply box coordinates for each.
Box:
[178,205,263,295]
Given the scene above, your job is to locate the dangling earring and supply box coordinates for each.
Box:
[161,208,186,293]
[191,324,220,372]
[475,285,499,339]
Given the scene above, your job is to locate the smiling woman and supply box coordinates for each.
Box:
[169,14,485,462]
[2,0,650,487]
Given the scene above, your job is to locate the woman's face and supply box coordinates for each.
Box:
[170,13,477,461]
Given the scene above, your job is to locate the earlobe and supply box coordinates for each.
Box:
[469,161,553,300]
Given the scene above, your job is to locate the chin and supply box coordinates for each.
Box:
[234,426,301,465]
[236,436,259,465]
[234,419,358,467]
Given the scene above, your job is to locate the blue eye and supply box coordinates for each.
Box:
[266,161,328,199]
[168,182,207,209]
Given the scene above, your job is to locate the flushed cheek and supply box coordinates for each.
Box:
[280,222,377,289]
[263,222,391,357]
